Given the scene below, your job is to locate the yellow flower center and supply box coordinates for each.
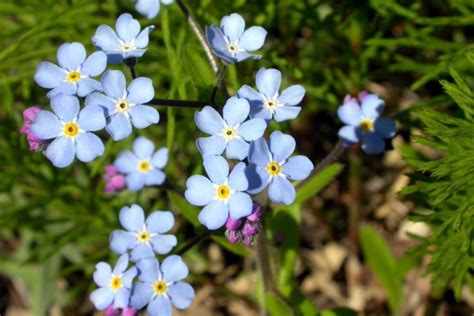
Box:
[66,71,81,83]
[266,161,281,176]
[110,276,122,291]
[138,160,151,173]
[359,119,374,132]
[63,122,79,138]
[216,184,231,200]
[137,230,151,243]
[120,42,135,52]
[264,99,278,110]
[153,280,167,295]
[222,127,237,140]
[116,99,130,113]
[227,43,240,53]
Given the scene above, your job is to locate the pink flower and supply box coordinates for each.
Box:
[20,106,47,152]
[104,164,126,193]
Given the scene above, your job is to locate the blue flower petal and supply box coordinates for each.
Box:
[223,97,250,126]
[245,164,269,194]
[130,282,154,309]
[256,68,281,98]
[129,105,159,128]
[77,77,102,97]
[195,106,225,135]
[282,156,313,181]
[115,150,139,174]
[150,234,177,254]
[85,92,115,116]
[93,262,112,287]
[135,0,160,20]
[113,287,130,309]
[145,169,166,186]
[161,255,188,283]
[133,136,155,159]
[361,133,385,154]
[125,172,146,191]
[136,257,159,283]
[148,295,172,316]
[198,200,228,230]
[127,77,154,104]
[337,101,362,126]
[269,176,295,205]
[146,211,174,233]
[75,133,104,163]
[135,25,155,48]
[107,114,132,141]
[120,204,145,232]
[196,136,226,158]
[47,83,77,98]
[185,175,215,206]
[278,85,305,106]
[239,26,267,51]
[203,155,229,184]
[51,94,80,122]
[34,62,66,89]
[238,118,266,141]
[31,110,62,140]
[228,162,248,191]
[90,287,114,311]
[168,282,195,309]
[113,254,129,275]
[250,105,272,120]
[235,51,261,62]
[122,267,137,288]
[374,116,396,139]
[273,106,301,122]
[361,94,384,120]
[77,105,106,132]
[116,13,140,42]
[92,25,121,52]
[228,192,252,219]
[110,230,135,254]
[226,138,250,160]
[221,13,245,42]
[269,131,295,162]
[81,51,107,77]
[103,70,126,99]
[248,137,271,166]
[45,136,75,168]
[131,243,154,261]
[151,148,168,169]
[338,125,359,146]
[57,42,86,71]
[206,25,227,54]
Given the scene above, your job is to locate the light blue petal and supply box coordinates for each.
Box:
[269,131,295,162]
[249,137,271,166]
[361,94,384,120]
[148,295,172,316]
[256,68,281,98]
[161,0,174,4]
[237,118,266,141]
[151,148,168,169]
[168,282,195,309]
[90,287,114,311]
[184,175,215,206]
[113,254,129,275]
[245,164,270,194]
[135,0,160,20]
[93,262,112,287]
[120,204,145,232]
[127,77,154,104]
[161,255,188,283]
[34,62,66,89]
[130,282,154,309]
[129,105,159,128]
[92,25,121,52]
[113,287,130,309]
[135,25,155,48]
[223,96,250,126]
[77,105,106,132]
[103,70,127,99]
[225,138,249,160]
[337,101,362,126]
[220,13,245,42]
[195,106,225,135]
[338,125,359,146]
[57,42,86,71]
[361,133,385,154]
[116,13,140,42]
[250,105,272,120]
[81,51,107,77]
[146,211,174,233]
[31,110,62,139]
[45,136,75,168]
[136,257,159,283]
[106,114,132,141]
[131,243,154,261]
[228,162,248,191]
[282,156,313,181]
[239,26,267,51]
[374,117,396,139]
[145,168,165,185]
[123,49,146,59]
[228,192,252,220]
[75,133,104,163]
[133,136,154,159]
[206,25,227,54]
[85,92,115,116]
[274,106,301,122]
[196,136,226,158]
[198,200,228,230]
[47,83,77,98]
[109,230,135,254]
[115,150,139,174]
[269,176,295,205]
[122,267,137,288]
[150,234,177,254]
[203,155,229,184]
[237,85,264,104]
[277,85,305,106]
[235,51,261,62]
[77,77,102,97]
[51,94,80,122]
[126,172,146,191]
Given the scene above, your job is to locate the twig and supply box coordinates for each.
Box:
[210,65,227,104]
[149,98,208,108]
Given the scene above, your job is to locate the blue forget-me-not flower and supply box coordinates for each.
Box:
[238,68,306,122]
[110,204,177,261]
[246,131,314,205]
[93,13,155,64]
[90,254,137,310]
[31,94,106,168]
[135,0,174,20]
[85,70,159,141]
[337,93,396,154]
[185,155,253,230]
[206,13,267,64]
[195,96,266,160]
[130,256,194,316]
[113,137,168,191]
[34,42,107,98]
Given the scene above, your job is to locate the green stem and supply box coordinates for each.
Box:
[210,65,228,104]
[149,98,207,108]
[175,231,211,256]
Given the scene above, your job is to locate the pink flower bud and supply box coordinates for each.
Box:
[242,222,259,237]
[247,203,262,222]
[225,229,243,244]
[225,217,242,230]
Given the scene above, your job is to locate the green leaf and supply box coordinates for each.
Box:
[266,292,294,316]
[319,308,358,316]
[167,191,200,227]
[294,163,343,205]
[211,235,252,257]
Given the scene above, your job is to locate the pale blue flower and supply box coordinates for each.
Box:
[130,256,194,316]
[85,70,159,141]
[110,204,177,261]
[135,0,174,19]
[30,94,106,168]
[337,93,396,154]
[238,68,305,122]
[34,42,107,98]
[206,13,267,64]
[246,131,314,205]
[195,97,266,160]
[90,254,137,310]
[113,137,168,191]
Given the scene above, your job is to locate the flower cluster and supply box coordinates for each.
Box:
[104,165,126,193]
[90,205,194,315]
[225,203,263,246]
[20,106,47,152]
